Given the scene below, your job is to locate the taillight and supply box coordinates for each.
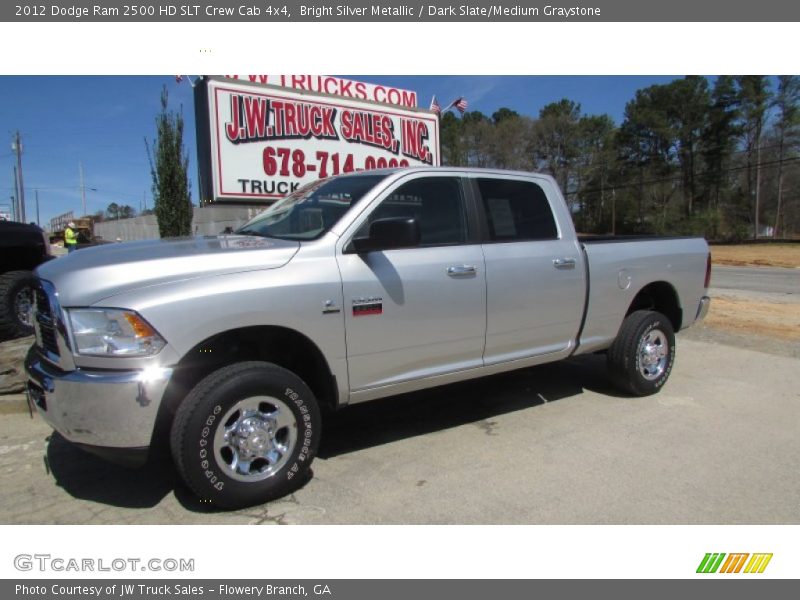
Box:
[704,252,712,288]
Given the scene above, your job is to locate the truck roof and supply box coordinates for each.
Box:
[351,166,555,180]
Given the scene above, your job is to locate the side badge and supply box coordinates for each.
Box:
[353,296,383,317]
[322,300,340,314]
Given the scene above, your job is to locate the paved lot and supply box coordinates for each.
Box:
[0,336,797,525]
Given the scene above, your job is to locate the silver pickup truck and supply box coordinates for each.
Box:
[26,167,710,508]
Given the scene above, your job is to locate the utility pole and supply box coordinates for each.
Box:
[35,189,40,227]
[774,147,786,238]
[611,188,616,236]
[79,162,86,216]
[12,132,26,223]
[754,141,762,239]
[11,166,18,222]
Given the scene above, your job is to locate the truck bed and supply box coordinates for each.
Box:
[575,236,709,354]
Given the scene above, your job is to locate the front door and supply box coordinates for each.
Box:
[336,175,487,393]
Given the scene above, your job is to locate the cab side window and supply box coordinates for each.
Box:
[477,178,558,241]
[358,177,468,246]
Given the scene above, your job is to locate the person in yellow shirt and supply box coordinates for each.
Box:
[64,221,78,253]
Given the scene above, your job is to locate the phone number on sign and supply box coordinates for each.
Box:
[263,146,410,178]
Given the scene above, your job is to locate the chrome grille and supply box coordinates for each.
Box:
[34,283,60,357]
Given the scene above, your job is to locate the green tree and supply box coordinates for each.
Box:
[492,107,519,124]
[487,114,534,170]
[771,75,800,236]
[575,114,617,232]
[701,76,739,210]
[105,202,120,220]
[440,112,466,166]
[106,202,136,220]
[147,86,192,238]
[533,99,582,206]
[665,76,710,217]
[618,86,677,231]
[735,76,771,238]
[696,76,742,239]
[460,111,493,167]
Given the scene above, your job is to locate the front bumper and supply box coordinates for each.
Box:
[25,347,173,460]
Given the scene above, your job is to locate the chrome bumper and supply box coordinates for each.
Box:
[695,296,711,322]
[25,347,172,450]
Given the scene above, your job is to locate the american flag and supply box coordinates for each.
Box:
[453,97,468,114]
[175,75,184,83]
[430,95,441,115]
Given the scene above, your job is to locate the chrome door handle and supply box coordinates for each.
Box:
[447,265,477,277]
[553,258,577,269]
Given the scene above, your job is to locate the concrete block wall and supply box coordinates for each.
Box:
[94,205,267,241]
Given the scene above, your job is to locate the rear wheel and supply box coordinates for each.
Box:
[0,270,36,340]
[607,310,675,396]
[170,361,321,509]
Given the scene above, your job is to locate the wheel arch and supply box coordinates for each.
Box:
[625,281,683,332]
[151,325,338,452]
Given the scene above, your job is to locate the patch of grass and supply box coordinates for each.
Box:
[704,295,800,341]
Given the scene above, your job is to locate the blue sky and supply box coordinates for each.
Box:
[0,75,684,227]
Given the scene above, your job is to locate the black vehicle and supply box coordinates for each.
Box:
[0,221,53,339]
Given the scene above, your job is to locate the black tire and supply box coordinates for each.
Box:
[0,270,36,340]
[607,310,675,396]
[170,361,321,509]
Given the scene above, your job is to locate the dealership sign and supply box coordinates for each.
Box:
[195,76,439,203]
[223,75,418,108]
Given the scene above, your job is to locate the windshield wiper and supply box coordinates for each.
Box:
[236,229,271,238]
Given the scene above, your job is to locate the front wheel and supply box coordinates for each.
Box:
[0,270,36,340]
[170,361,321,509]
[607,310,675,396]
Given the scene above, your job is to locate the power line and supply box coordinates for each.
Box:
[538,140,797,172]
[0,183,144,199]
[564,155,800,197]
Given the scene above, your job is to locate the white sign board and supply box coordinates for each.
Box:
[199,77,439,202]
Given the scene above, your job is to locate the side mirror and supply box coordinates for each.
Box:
[352,217,420,253]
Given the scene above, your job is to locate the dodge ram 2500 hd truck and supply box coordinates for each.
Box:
[26,168,711,508]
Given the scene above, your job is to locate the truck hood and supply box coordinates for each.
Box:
[36,235,300,306]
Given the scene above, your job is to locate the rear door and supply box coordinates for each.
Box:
[475,175,585,364]
[336,174,487,393]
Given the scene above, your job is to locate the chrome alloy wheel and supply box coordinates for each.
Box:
[14,287,33,327]
[637,329,669,380]
[213,396,298,482]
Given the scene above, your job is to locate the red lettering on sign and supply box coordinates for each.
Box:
[283,102,298,136]
[243,96,268,139]
[401,119,432,163]
[340,110,397,152]
[225,95,241,141]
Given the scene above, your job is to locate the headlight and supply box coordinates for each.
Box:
[68,308,166,357]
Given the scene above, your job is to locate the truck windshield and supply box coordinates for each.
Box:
[237,174,386,241]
